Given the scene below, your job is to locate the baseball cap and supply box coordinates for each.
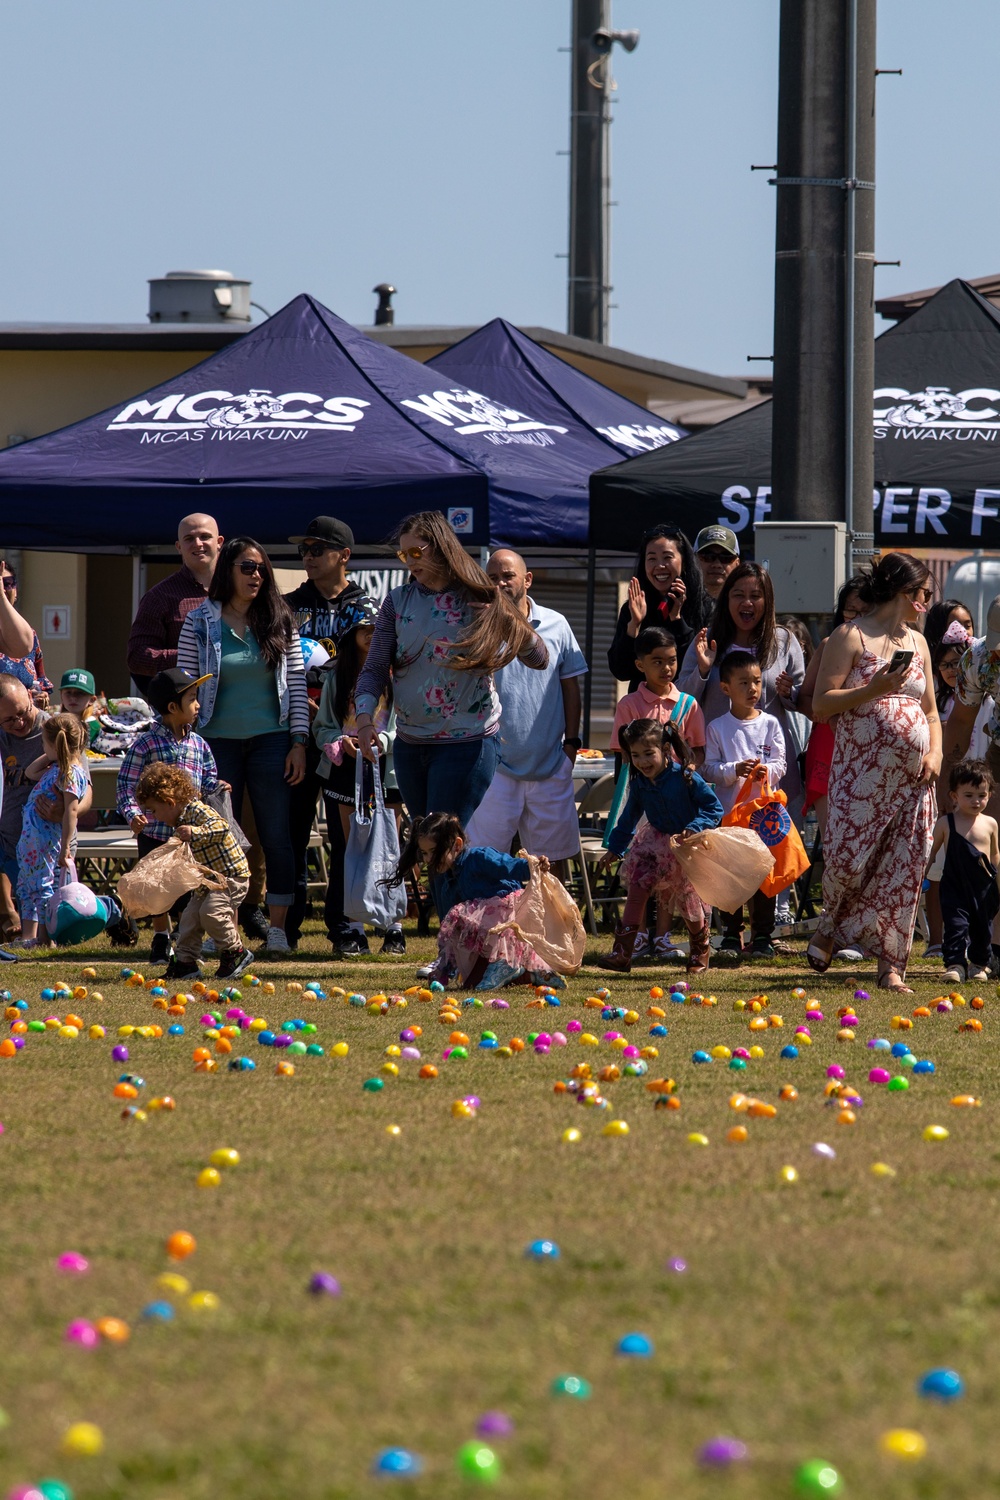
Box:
[288,515,355,548]
[146,668,212,715]
[60,668,96,695]
[986,595,1000,651]
[334,596,380,645]
[694,525,740,558]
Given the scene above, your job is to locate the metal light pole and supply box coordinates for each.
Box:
[770,0,876,576]
[567,2,638,344]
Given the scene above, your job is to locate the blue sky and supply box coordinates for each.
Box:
[2,1,996,378]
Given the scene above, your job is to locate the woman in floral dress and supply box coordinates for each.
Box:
[809,553,941,993]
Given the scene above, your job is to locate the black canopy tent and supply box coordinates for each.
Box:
[590,279,1000,550]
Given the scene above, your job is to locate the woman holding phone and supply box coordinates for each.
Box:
[608,525,709,691]
[809,553,940,992]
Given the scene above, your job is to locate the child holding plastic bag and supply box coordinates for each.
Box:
[383,811,567,990]
[15,713,89,947]
[598,717,723,974]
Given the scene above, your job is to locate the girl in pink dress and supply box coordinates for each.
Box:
[809,553,941,993]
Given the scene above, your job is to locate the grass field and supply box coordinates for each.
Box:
[1,925,998,1500]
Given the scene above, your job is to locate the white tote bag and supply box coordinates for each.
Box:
[343,754,407,927]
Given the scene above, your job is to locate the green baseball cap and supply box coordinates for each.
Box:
[61,668,96,695]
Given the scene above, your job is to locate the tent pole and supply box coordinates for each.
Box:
[583,547,596,745]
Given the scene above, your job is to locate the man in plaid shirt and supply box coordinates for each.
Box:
[134,761,252,983]
[117,667,221,965]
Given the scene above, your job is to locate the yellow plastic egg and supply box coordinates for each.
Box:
[385,1124,402,1137]
[382,1061,399,1076]
[580,1032,599,1047]
[562,1127,582,1143]
[209,1148,240,1169]
[711,1045,731,1060]
[880,1428,927,1461]
[871,1162,897,1178]
[748,1045,765,1059]
[332,1042,349,1057]
[384,1044,402,1057]
[58,1024,79,1039]
[88,1025,105,1039]
[157,1272,190,1295]
[779,1165,799,1183]
[687,1132,709,1146]
[61,1422,104,1457]
[197,1167,222,1189]
[602,1119,629,1137]
[923,1124,949,1142]
[189,1290,220,1313]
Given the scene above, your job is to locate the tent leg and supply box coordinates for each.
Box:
[583,547,596,746]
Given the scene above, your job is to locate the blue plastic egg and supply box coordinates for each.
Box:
[692,1050,712,1064]
[890,1041,910,1057]
[525,1239,560,1260]
[649,1024,668,1037]
[257,1030,276,1047]
[780,1044,799,1059]
[228,1057,256,1071]
[617,1332,653,1357]
[141,1301,175,1321]
[918,1367,964,1401]
[372,1449,423,1477]
[913,1059,935,1074]
[167,1024,185,1036]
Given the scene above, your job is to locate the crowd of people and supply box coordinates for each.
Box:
[0,512,997,996]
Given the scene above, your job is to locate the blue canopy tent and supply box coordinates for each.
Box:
[0,295,661,549]
[429,316,686,458]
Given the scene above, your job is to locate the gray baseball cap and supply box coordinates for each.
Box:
[694,525,740,557]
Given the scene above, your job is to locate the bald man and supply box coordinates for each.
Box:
[126,513,224,692]
[466,549,588,874]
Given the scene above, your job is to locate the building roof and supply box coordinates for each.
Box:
[0,322,246,351]
[876,273,1000,324]
[650,375,772,430]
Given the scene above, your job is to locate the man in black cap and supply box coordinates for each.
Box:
[284,516,377,949]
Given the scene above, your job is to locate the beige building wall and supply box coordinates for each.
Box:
[12,550,88,691]
[0,349,213,444]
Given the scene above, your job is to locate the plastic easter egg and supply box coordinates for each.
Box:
[157,1272,190,1295]
[868,1067,891,1084]
[617,1332,653,1357]
[913,1059,935,1074]
[812,1142,836,1160]
[687,1132,709,1147]
[37,1483,74,1500]
[727,1125,748,1144]
[526,1239,560,1260]
[794,1459,842,1495]
[780,1045,799,1060]
[64,1319,99,1348]
[898,1052,916,1070]
[309,1271,341,1296]
[166,1230,196,1260]
[142,1300,176,1322]
[229,1056,255,1071]
[887,1075,909,1092]
[372,1448,424,1477]
[880,1428,927,1460]
[779,1165,799,1183]
[362,1077,384,1093]
[951,1094,981,1107]
[918,1367,963,1401]
[188,1290,220,1313]
[691,1050,712,1064]
[332,1041,349,1057]
[197,1167,221,1189]
[871,1162,896,1177]
[561,1127,582,1143]
[209,1148,240,1169]
[476,1412,514,1439]
[57,1251,89,1275]
[455,1441,501,1483]
[551,1374,591,1398]
[60,1423,104,1458]
[95,1316,129,1343]
[602,1119,629,1137]
[699,1437,749,1466]
[419,1064,438,1078]
[922,1124,949,1142]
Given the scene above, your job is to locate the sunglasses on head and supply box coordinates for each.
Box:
[238,560,266,577]
[297,541,338,559]
[396,543,431,564]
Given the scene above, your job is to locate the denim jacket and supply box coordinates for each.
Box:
[177,600,310,737]
[607,763,723,858]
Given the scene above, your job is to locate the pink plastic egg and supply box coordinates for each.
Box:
[566,1019,583,1033]
[826,1064,846,1079]
[868,1067,891,1084]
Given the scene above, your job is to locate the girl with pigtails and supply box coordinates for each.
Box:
[15,713,89,947]
[598,717,723,975]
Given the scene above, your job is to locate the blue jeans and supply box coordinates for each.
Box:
[392,734,500,827]
[208,732,294,907]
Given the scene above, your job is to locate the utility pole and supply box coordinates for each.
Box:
[567,2,638,344]
[770,0,877,575]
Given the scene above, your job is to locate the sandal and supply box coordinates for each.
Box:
[806,933,834,973]
[877,969,914,994]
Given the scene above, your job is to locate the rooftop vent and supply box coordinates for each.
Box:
[148,269,252,324]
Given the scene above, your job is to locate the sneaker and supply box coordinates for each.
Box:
[0,946,17,962]
[969,966,991,982]
[239,903,270,942]
[750,937,776,961]
[475,959,525,990]
[107,913,138,948]
[774,902,793,926]
[162,957,202,981]
[833,947,864,961]
[415,956,455,984]
[941,965,966,983]
[215,946,255,981]
[380,928,407,955]
[632,929,650,957]
[526,969,567,989]
[335,930,370,956]
[150,931,173,965]
[265,925,291,957]
[719,935,743,957]
[654,935,685,959]
[923,943,943,960]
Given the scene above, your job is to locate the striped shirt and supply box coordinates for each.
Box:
[117,723,220,844]
[180,800,249,882]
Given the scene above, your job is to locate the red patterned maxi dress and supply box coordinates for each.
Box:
[818,645,935,972]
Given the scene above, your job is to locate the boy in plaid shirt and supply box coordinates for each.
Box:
[117,667,220,965]
[134,761,252,982]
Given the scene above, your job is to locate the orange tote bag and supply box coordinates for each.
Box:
[721,776,810,898]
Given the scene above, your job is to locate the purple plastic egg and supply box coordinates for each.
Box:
[401,1046,420,1060]
[535,1032,552,1046]
[112,1044,128,1062]
[476,1410,514,1439]
[854,988,869,1000]
[200,1013,216,1026]
[795,1025,811,1037]
[12,1036,24,1050]
[805,1008,824,1021]
[273,1034,293,1048]
[65,1318,99,1348]
[463,1095,481,1109]
[442,1047,453,1059]
[699,1437,748,1466]
[566,1019,583,1033]
[6,1487,46,1500]
[667,1257,687,1273]
[399,1028,416,1043]
[239,1016,254,1029]
[489,998,510,1010]
[937,1000,953,1012]
[533,1043,550,1055]
[826,1064,845,1079]
[308,1271,341,1296]
[868,1067,890,1084]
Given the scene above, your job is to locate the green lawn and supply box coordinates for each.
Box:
[0,925,997,1500]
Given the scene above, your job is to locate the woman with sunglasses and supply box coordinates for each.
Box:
[809,552,941,993]
[355,511,546,830]
[177,537,308,957]
[0,560,53,708]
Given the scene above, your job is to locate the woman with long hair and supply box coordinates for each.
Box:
[675,561,805,815]
[355,511,546,826]
[177,536,308,956]
[796,575,870,837]
[809,552,940,992]
[608,524,710,690]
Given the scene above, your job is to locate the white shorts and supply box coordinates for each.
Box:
[466,758,581,861]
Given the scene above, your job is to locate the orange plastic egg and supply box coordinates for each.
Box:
[449,1031,470,1046]
[779,1085,799,1101]
[509,1037,525,1053]
[214,1038,232,1055]
[747,1100,777,1119]
[113,1082,138,1099]
[837,1107,857,1125]
[970,996,985,1010]
[418,1064,438,1079]
[192,1047,211,1062]
[727,1125,749,1144]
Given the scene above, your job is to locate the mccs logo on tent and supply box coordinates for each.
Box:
[401,388,568,448]
[874,386,1000,440]
[108,388,371,443]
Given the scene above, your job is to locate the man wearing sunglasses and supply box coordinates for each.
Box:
[127,514,224,693]
[284,516,377,950]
